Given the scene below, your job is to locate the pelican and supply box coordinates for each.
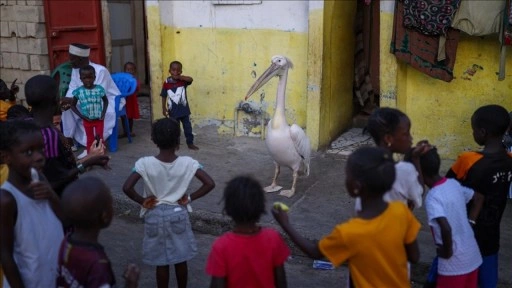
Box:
[245,55,311,198]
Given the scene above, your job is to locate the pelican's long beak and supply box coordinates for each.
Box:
[245,63,280,100]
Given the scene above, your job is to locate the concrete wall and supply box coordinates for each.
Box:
[380,1,512,159]
[146,0,309,136]
[0,0,49,102]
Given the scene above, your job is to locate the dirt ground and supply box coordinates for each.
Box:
[86,97,511,287]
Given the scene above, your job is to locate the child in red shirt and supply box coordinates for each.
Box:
[120,62,140,138]
[206,176,290,288]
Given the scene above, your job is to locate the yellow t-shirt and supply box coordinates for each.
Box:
[319,202,421,288]
[0,164,8,185]
[0,100,16,121]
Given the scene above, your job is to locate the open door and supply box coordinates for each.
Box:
[44,0,106,69]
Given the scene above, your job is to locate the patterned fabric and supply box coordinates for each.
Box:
[505,0,512,45]
[72,85,106,120]
[391,0,460,82]
[403,0,462,36]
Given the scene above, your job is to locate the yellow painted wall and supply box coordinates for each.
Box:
[380,10,512,159]
[151,24,308,135]
[319,0,357,149]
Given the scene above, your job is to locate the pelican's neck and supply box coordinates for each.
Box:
[273,68,288,127]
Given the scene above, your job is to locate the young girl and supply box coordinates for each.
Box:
[122,117,215,288]
[366,107,429,210]
[0,120,64,287]
[273,146,421,287]
[120,62,141,137]
[206,176,290,288]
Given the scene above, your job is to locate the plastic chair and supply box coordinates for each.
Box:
[109,72,137,152]
[50,62,73,98]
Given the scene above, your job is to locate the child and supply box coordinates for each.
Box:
[0,79,19,122]
[0,120,63,287]
[71,64,108,153]
[206,176,290,288]
[57,176,140,288]
[273,146,421,288]
[421,147,482,287]
[160,60,199,150]
[122,117,215,288]
[446,104,512,288]
[25,75,110,197]
[366,107,429,210]
[120,61,141,138]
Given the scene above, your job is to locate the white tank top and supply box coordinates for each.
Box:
[1,181,63,288]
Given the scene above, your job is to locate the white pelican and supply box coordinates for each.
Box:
[245,55,311,198]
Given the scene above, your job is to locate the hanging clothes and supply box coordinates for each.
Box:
[391,0,460,82]
[451,0,505,36]
[403,0,462,36]
[505,0,512,45]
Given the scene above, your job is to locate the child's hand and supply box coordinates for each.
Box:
[60,98,73,111]
[88,139,105,156]
[410,141,432,159]
[142,196,158,209]
[272,205,290,227]
[162,109,168,117]
[177,194,190,206]
[28,181,57,201]
[84,155,111,170]
[123,263,140,288]
[10,80,19,97]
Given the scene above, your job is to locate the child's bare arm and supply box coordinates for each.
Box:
[272,207,323,259]
[0,189,25,288]
[468,191,484,225]
[161,97,168,117]
[435,217,453,259]
[70,97,87,121]
[101,95,108,120]
[189,169,215,202]
[404,239,420,264]
[209,277,225,288]
[274,265,287,288]
[175,75,193,83]
[122,172,158,208]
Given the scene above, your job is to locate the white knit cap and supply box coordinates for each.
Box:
[69,44,90,57]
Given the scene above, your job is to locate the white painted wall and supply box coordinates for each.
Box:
[158,0,309,32]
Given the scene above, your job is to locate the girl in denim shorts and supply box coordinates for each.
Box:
[122,117,215,288]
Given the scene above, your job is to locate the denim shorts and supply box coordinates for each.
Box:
[142,204,197,266]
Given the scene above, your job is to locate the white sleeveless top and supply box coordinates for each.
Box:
[1,181,63,288]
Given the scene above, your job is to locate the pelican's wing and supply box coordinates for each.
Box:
[290,124,311,176]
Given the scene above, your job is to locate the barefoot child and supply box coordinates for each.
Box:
[421,147,482,287]
[0,120,63,287]
[122,117,215,288]
[57,176,139,287]
[206,176,290,288]
[273,146,421,287]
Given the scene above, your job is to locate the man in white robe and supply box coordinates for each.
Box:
[61,43,122,153]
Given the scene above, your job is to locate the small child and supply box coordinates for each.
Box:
[57,176,140,288]
[26,75,110,197]
[446,104,512,288]
[206,176,290,288]
[0,120,63,287]
[160,60,199,150]
[120,61,141,138]
[367,107,429,210]
[71,65,108,152]
[273,146,421,287]
[421,147,482,287]
[122,117,215,288]
[0,79,19,122]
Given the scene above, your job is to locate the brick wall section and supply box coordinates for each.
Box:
[0,0,49,104]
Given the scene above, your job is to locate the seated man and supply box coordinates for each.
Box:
[61,43,122,156]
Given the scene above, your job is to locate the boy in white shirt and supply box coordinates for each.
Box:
[421,147,482,287]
